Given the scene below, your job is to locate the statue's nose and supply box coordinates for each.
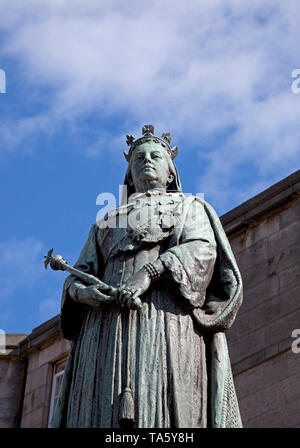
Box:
[143,154,152,164]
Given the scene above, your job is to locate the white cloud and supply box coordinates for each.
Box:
[0,0,300,208]
[0,237,65,329]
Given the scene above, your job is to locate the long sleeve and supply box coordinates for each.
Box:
[60,224,103,340]
[160,197,217,307]
[191,199,243,332]
[160,196,243,332]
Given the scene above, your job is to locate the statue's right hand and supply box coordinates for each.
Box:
[76,285,115,307]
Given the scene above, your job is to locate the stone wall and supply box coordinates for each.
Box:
[224,171,300,427]
[0,334,28,427]
[20,338,70,427]
[16,316,71,428]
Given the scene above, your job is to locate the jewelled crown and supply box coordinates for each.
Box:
[124,125,178,162]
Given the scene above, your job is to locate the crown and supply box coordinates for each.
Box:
[124,125,178,162]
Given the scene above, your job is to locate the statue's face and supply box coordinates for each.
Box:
[130,142,171,192]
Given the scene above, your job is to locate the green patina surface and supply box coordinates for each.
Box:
[51,128,243,428]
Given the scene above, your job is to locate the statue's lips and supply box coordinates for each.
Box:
[141,166,155,171]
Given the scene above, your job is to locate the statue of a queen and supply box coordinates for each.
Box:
[51,125,243,428]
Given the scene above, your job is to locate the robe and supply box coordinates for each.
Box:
[51,191,243,428]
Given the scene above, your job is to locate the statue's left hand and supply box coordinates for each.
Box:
[117,269,151,309]
[202,297,224,316]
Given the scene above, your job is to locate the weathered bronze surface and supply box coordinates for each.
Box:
[51,126,243,428]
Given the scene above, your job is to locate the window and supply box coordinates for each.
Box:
[48,360,66,427]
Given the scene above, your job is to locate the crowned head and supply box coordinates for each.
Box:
[124,125,178,162]
[122,125,181,198]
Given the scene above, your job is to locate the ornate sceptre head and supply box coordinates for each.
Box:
[124,125,178,162]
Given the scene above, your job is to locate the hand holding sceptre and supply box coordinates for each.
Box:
[44,248,142,310]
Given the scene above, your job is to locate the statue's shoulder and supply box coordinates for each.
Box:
[177,194,214,211]
[176,195,223,230]
[188,195,218,214]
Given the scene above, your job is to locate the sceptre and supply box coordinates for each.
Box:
[44,248,142,310]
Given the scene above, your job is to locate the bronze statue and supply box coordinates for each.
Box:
[50,126,243,428]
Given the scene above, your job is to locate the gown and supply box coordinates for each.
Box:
[52,190,243,428]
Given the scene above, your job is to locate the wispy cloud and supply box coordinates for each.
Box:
[0,0,299,209]
[0,237,44,301]
[0,236,67,331]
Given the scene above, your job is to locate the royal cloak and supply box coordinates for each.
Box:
[52,194,243,428]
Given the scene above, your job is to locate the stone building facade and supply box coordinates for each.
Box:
[0,333,28,427]
[224,169,300,427]
[1,169,299,428]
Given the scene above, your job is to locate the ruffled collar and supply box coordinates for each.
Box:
[128,190,184,205]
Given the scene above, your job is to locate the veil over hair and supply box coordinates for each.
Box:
[121,146,182,205]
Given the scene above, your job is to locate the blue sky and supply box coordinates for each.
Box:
[0,0,300,334]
